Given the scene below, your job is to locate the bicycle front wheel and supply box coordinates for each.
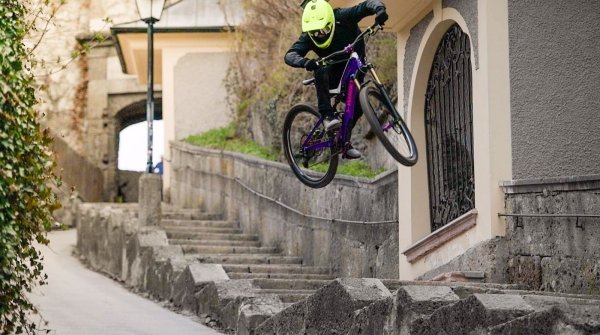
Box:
[359,86,418,166]
[282,104,339,188]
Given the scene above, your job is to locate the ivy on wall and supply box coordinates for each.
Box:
[0,1,60,333]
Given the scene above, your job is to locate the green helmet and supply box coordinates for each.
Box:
[302,0,335,49]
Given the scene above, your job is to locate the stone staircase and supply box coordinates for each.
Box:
[79,204,600,335]
[256,278,600,335]
[160,212,335,305]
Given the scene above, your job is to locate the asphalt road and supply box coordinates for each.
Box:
[28,229,223,335]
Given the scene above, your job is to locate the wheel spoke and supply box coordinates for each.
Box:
[360,86,418,166]
[283,105,338,188]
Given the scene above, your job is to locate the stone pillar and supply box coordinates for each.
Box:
[138,173,162,226]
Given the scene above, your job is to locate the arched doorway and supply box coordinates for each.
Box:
[424,24,475,232]
[114,99,163,202]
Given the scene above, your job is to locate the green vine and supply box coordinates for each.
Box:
[0,1,60,333]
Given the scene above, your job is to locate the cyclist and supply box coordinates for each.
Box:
[284,0,388,159]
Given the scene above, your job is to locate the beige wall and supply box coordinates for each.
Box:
[394,0,512,279]
[151,33,234,197]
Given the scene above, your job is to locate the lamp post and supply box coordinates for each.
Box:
[135,0,166,173]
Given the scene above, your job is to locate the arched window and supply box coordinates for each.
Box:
[425,24,475,232]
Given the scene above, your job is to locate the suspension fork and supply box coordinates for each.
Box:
[367,64,401,120]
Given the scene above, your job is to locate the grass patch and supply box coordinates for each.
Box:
[186,125,386,179]
[313,160,385,179]
[337,160,386,178]
[186,124,278,161]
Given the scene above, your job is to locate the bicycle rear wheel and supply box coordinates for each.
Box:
[282,104,339,188]
[359,85,418,166]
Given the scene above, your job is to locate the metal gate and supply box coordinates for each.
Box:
[425,24,475,232]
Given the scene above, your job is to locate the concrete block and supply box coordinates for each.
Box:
[138,173,162,226]
[419,294,535,334]
[347,297,394,335]
[196,279,260,329]
[123,228,168,288]
[521,295,600,333]
[303,278,392,335]
[137,228,169,247]
[255,301,307,335]
[397,285,460,334]
[172,262,230,312]
[348,285,460,335]
[144,246,184,300]
[488,307,583,335]
[237,296,286,335]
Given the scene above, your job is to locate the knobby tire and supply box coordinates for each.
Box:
[359,85,418,166]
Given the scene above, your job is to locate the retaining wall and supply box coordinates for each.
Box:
[53,136,104,202]
[501,175,600,295]
[170,141,400,279]
[418,175,600,295]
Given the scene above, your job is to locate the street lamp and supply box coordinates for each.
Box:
[135,0,166,173]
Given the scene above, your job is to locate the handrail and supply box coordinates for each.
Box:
[232,176,398,225]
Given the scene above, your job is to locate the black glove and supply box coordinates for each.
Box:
[304,59,319,72]
[375,8,388,26]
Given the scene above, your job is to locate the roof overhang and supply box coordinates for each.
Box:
[111,26,232,84]
[330,0,434,32]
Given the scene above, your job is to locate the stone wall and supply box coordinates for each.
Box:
[170,141,400,279]
[417,175,600,295]
[53,135,104,202]
[502,175,600,295]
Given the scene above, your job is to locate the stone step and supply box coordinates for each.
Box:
[253,278,332,291]
[222,264,330,275]
[168,239,262,247]
[166,232,258,241]
[275,293,313,304]
[161,210,221,221]
[180,245,279,255]
[161,219,236,228]
[380,279,527,294]
[163,226,242,234]
[186,254,304,265]
[228,273,334,280]
[259,288,315,303]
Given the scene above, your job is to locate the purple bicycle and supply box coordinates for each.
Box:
[283,24,418,188]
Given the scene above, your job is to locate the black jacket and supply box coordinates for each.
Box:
[284,0,386,68]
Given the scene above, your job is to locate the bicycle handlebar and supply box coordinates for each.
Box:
[316,23,382,66]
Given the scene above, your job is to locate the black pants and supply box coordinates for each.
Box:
[314,64,363,130]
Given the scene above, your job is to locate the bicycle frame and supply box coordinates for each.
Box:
[301,52,363,156]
